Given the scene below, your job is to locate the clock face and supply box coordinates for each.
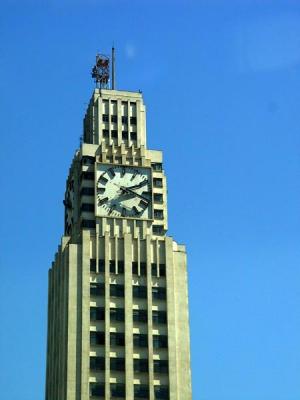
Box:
[95,164,153,219]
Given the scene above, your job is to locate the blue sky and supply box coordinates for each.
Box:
[0,1,299,399]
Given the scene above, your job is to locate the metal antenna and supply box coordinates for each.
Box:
[112,46,116,90]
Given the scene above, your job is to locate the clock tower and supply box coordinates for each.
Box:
[45,51,192,400]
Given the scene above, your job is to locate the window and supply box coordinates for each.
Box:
[110,357,125,371]
[111,115,117,123]
[90,307,105,321]
[153,335,168,349]
[133,285,147,299]
[154,360,169,374]
[134,358,148,373]
[110,284,124,297]
[110,332,125,346]
[111,129,118,138]
[121,116,128,123]
[152,311,167,324]
[152,163,163,171]
[90,283,105,296]
[110,308,125,322]
[152,287,166,300]
[90,356,105,371]
[80,187,94,196]
[102,114,109,122]
[118,260,124,274]
[110,383,126,398]
[122,131,128,140]
[90,259,96,273]
[81,219,96,229]
[81,203,94,212]
[109,260,116,274]
[140,262,147,276]
[98,259,105,272]
[103,129,109,138]
[154,386,169,399]
[152,225,164,235]
[154,193,163,204]
[133,333,148,348]
[130,116,137,124]
[151,263,157,277]
[134,384,149,399]
[133,309,148,323]
[90,383,105,397]
[90,331,105,346]
[81,171,94,180]
[159,264,166,277]
[153,178,163,188]
[154,210,164,220]
[82,156,95,165]
[130,131,137,141]
[132,261,138,275]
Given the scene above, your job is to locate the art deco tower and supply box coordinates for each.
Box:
[45,51,192,400]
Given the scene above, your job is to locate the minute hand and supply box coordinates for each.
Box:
[120,186,149,202]
[127,180,148,190]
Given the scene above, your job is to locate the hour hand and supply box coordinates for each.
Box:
[127,180,148,190]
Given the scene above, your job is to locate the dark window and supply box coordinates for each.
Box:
[90,259,96,273]
[111,383,126,398]
[122,116,128,124]
[130,132,137,141]
[130,116,137,124]
[82,156,95,165]
[111,115,117,123]
[152,311,167,324]
[110,284,124,297]
[134,384,149,399]
[81,203,94,212]
[152,287,166,300]
[133,333,148,348]
[102,114,109,122]
[159,264,166,277]
[111,129,118,138]
[110,332,125,346]
[132,261,138,275]
[122,131,128,140]
[109,260,116,274]
[110,308,125,322]
[90,283,105,296]
[154,193,163,204]
[90,307,105,321]
[98,259,105,272]
[118,260,124,274]
[133,285,147,299]
[153,335,168,349]
[110,357,125,371]
[90,331,105,346]
[140,262,147,276]
[154,386,169,399]
[81,171,95,180]
[103,129,109,138]
[80,187,94,196]
[153,225,164,235]
[153,178,163,188]
[152,163,163,171]
[151,263,157,277]
[154,360,169,374]
[81,219,96,229]
[90,383,105,397]
[134,359,148,373]
[154,210,164,220]
[90,356,105,371]
[133,309,148,323]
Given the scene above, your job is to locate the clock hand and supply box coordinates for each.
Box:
[119,186,149,202]
[127,180,148,190]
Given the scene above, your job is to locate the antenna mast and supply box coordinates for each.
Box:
[111,46,116,90]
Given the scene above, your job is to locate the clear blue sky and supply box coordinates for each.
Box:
[0,1,299,399]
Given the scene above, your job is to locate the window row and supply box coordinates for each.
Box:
[102,130,137,141]
[90,331,168,349]
[91,260,166,277]
[102,115,137,124]
[90,307,167,324]
[90,383,169,399]
[90,356,168,374]
[90,283,166,300]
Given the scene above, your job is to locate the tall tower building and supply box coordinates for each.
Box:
[45,52,192,400]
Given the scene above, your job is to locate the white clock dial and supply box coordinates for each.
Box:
[95,164,153,219]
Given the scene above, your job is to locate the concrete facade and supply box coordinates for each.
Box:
[45,88,192,400]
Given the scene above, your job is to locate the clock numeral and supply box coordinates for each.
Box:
[142,190,151,197]
[98,176,108,185]
[107,168,116,178]
[132,206,140,215]
[98,197,108,206]
[121,208,127,217]
[121,167,126,177]
[139,199,149,209]
[97,187,105,195]
[131,169,139,181]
